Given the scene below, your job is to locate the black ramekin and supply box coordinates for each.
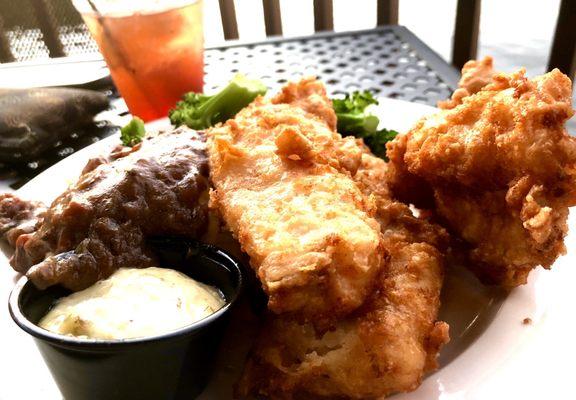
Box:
[8,239,243,400]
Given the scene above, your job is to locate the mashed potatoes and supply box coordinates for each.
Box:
[39,267,225,340]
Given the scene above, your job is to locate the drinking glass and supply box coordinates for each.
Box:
[73,0,204,121]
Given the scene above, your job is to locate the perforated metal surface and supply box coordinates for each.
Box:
[0,26,459,190]
[58,24,100,57]
[205,27,459,105]
[6,25,99,61]
[1,0,97,62]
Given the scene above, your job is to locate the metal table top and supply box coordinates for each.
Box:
[0,26,458,190]
[205,26,459,103]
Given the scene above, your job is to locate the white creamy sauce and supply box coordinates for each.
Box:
[39,267,225,340]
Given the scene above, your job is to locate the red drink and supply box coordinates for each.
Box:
[79,1,203,121]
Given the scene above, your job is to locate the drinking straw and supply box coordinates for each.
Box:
[86,1,130,69]
[86,0,157,115]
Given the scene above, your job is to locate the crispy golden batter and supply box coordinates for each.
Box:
[273,78,338,131]
[388,68,576,287]
[233,81,449,399]
[438,56,495,110]
[238,151,449,400]
[207,78,384,320]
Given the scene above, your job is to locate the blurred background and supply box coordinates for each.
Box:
[0,0,561,78]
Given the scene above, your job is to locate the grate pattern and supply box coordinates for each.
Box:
[205,28,456,105]
[5,25,98,62]
[6,28,50,62]
[1,0,98,62]
[58,24,100,56]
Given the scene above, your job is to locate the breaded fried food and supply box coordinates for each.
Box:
[211,78,449,398]
[238,151,449,400]
[388,68,576,287]
[207,78,384,319]
[438,56,495,110]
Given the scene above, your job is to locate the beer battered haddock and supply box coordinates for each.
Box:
[208,78,449,399]
[387,67,576,287]
[207,78,385,321]
[238,150,449,400]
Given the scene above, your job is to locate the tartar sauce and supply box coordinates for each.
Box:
[39,267,225,340]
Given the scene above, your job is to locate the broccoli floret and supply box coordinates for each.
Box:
[169,74,267,129]
[359,127,398,160]
[333,91,398,160]
[120,117,145,147]
[169,78,395,160]
[333,91,380,134]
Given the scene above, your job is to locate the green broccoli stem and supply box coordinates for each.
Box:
[202,76,267,128]
[336,113,379,136]
[169,74,267,129]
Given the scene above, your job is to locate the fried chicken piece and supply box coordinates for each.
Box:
[438,56,495,110]
[388,68,576,287]
[8,127,209,290]
[238,151,449,400]
[207,78,384,320]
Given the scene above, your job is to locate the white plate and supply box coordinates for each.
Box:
[1,98,574,400]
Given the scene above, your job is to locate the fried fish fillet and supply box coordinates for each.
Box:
[231,80,449,399]
[388,68,576,287]
[207,78,384,319]
[238,149,449,400]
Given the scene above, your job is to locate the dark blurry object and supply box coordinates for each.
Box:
[0,87,109,163]
[2,127,210,291]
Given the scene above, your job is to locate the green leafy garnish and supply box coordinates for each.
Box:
[170,75,397,160]
[332,91,398,160]
[359,127,398,160]
[169,74,267,129]
[120,117,145,147]
[333,91,380,134]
